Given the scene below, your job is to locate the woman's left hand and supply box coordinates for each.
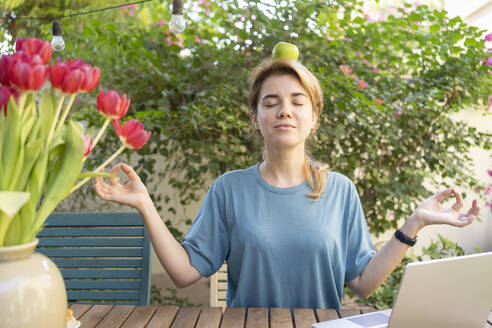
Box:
[411,188,480,228]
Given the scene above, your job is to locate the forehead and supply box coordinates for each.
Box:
[259,73,306,97]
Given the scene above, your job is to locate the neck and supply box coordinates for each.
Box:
[260,144,306,188]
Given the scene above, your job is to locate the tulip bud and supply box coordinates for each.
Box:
[8,52,49,91]
[0,86,19,116]
[83,134,93,157]
[15,37,53,65]
[97,89,130,120]
[49,60,85,94]
[112,119,151,150]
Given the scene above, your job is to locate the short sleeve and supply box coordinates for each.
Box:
[181,180,230,277]
[344,182,376,282]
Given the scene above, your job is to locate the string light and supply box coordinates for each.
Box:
[51,20,65,52]
[169,0,186,34]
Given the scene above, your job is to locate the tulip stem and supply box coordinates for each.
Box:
[55,93,77,133]
[91,118,111,151]
[69,145,126,195]
[46,93,66,146]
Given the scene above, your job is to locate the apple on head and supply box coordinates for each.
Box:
[272,42,299,61]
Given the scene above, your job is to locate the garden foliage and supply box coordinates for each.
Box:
[4,0,491,236]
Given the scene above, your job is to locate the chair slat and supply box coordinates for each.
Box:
[67,290,140,300]
[65,280,140,290]
[53,258,142,268]
[45,212,143,226]
[38,212,151,305]
[38,227,144,237]
[38,248,142,257]
[38,237,143,247]
[61,269,141,279]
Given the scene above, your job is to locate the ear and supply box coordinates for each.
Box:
[311,107,319,125]
[250,110,258,129]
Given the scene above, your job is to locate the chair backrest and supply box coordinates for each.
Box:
[210,262,227,308]
[36,212,152,305]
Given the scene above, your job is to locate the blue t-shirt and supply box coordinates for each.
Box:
[181,163,375,309]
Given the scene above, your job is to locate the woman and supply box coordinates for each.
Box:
[94,59,480,309]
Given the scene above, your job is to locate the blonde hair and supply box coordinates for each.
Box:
[248,59,329,201]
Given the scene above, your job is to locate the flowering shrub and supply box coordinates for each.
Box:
[0,37,151,247]
[6,1,491,238]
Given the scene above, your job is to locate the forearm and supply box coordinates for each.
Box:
[348,216,423,298]
[137,198,202,288]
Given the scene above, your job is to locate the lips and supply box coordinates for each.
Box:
[275,124,296,128]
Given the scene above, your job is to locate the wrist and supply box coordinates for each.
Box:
[135,195,153,214]
[400,214,424,239]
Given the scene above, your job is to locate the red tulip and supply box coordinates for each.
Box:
[97,90,130,119]
[0,86,19,116]
[15,36,52,65]
[79,63,100,92]
[0,54,15,87]
[112,119,151,150]
[83,134,93,157]
[49,59,85,94]
[8,52,49,91]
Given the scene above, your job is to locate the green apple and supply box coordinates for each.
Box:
[272,42,299,61]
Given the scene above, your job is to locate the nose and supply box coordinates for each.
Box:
[276,102,293,119]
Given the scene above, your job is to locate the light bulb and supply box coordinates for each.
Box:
[51,36,65,52]
[169,14,186,34]
[51,20,65,52]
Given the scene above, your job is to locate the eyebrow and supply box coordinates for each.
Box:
[261,92,308,101]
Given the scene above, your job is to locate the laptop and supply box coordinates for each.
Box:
[313,251,492,328]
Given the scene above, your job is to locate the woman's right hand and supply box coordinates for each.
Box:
[94,163,151,209]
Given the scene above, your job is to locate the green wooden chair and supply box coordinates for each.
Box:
[36,212,152,305]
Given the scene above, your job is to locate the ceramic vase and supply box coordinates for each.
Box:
[0,239,67,328]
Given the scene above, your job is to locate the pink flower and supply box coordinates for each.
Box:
[413,21,421,26]
[372,67,379,73]
[486,57,492,66]
[484,33,492,41]
[205,7,211,14]
[97,89,130,120]
[9,52,49,91]
[358,80,368,90]
[112,119,152,150]
[194,36,201,43]
[15,37,52,65]
[78,24,83,32]
[339,65,352,75]
[488,169,492,177]
[487,95,492,111]
[394,108,402,120]
[343,37,349,41]
[375,98,384,104]
[157,19,167,27]
[362,59,368,64]
[83,134,92,157]
[0,86,19,116]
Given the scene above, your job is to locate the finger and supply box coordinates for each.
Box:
[465,199,480,217]
[94,168,109,188]
[450,189,463,212]
[433,188,454,203]
[120,163,141,181]
[110,164,122,186]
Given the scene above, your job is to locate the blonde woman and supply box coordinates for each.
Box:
[94,59,480,309]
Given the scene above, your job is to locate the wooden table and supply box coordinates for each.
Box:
[71,304,492,328]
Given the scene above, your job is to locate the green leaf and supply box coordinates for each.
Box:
[0,192,30,218]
